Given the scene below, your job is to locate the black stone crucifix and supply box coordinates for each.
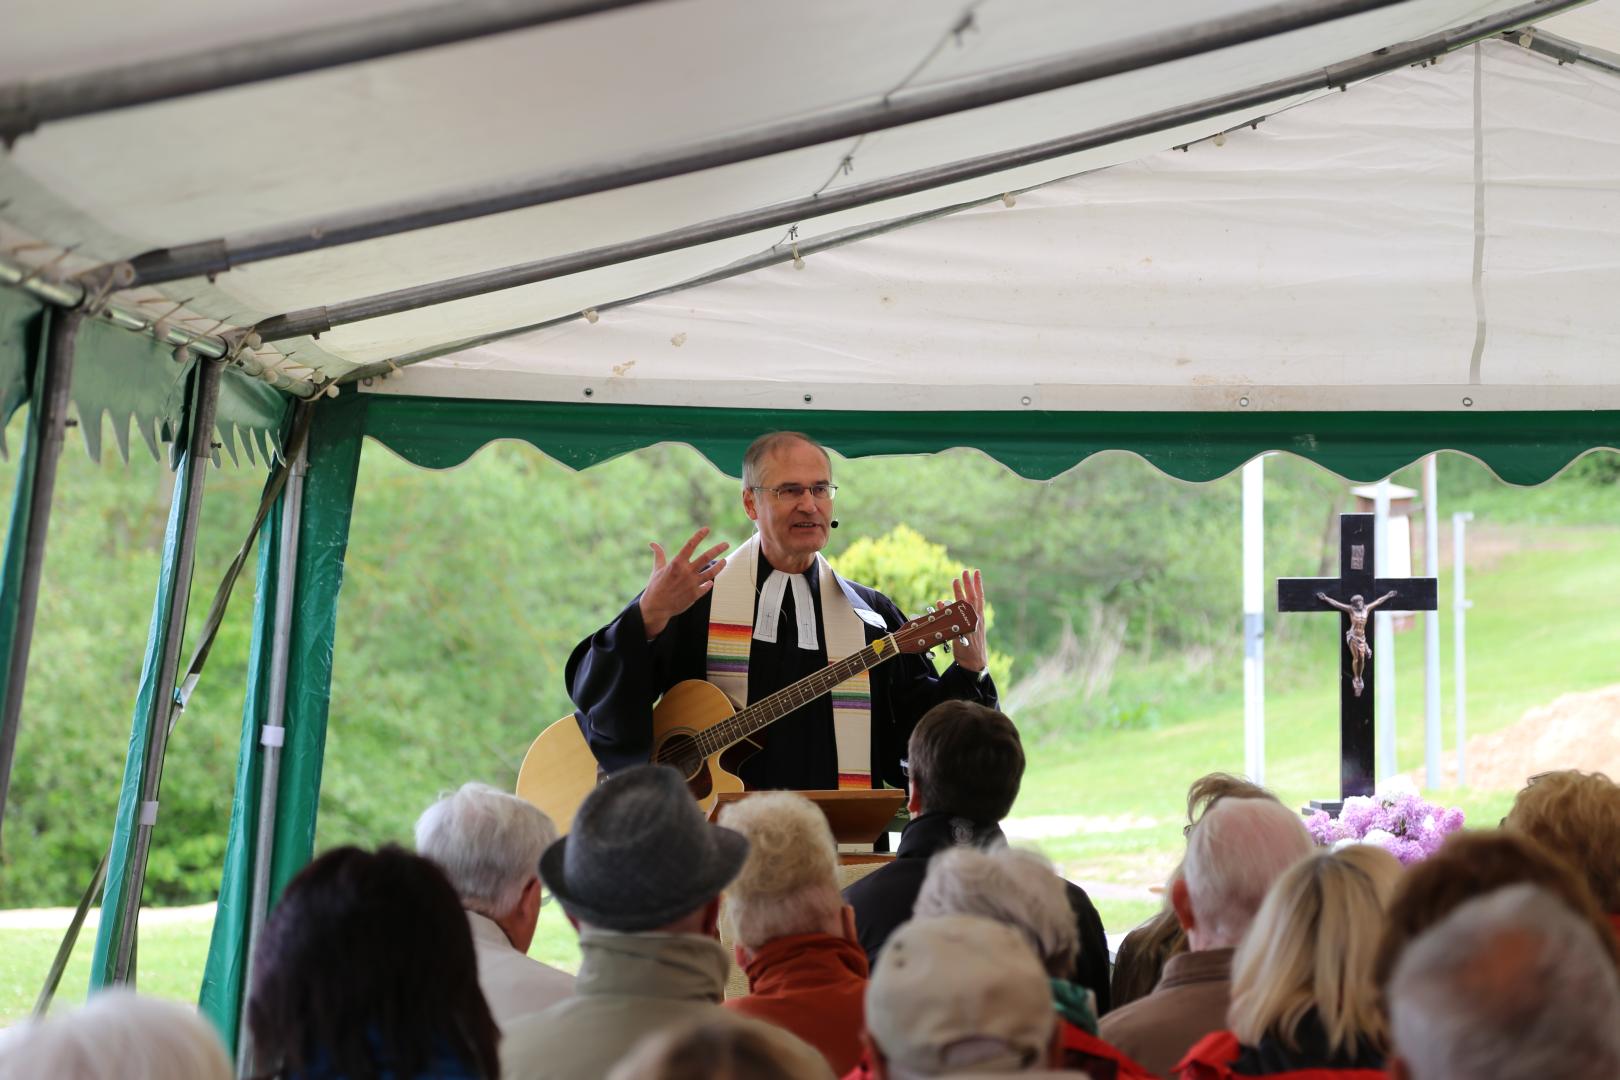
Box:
[1278,513,1437,802]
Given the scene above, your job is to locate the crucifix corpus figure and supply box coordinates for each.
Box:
[1278,513,1437,801]
[1315,590,1397,697]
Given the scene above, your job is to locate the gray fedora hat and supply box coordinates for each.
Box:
[539,764,749,931]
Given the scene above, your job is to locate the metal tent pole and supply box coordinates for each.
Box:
[110,357,224,984]
[0,258,318,398]
[1242,456,1266,785]
[254,0,1591,344]
[118,0,1423,288]
[233,440,307,1078]
[1512,26,1620,76]
[0,309,80,841]
[1422,455,1443,788]
[1453,511,1473,785]
[0,0,668,144]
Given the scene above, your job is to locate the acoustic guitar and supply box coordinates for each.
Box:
[516,600,979,831]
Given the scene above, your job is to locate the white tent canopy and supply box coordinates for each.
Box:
[2,0,1618,410]
[407,41,1620,413]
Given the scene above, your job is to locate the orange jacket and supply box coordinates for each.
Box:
[725,932,868,1075]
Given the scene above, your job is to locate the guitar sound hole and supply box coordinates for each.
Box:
[653,731,705,781]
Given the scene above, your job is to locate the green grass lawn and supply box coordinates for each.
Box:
[5,524,1615,1025]
[1011,525,1620,933]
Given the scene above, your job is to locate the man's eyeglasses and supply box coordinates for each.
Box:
[751,483,838,503]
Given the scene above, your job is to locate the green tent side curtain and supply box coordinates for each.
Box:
[89,362,215,990]
[356,394,1620,486]
[0,293,289,467]
[198,394,365,1050]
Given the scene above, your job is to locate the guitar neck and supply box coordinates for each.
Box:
[702,636,900,756]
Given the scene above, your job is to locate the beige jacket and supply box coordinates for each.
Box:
[499,928,731,1080]
[467,911,574,1031]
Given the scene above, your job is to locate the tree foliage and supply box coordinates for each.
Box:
[829,523,1014,687]
[0,420,1613,906]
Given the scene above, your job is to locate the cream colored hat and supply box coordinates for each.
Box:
[866,914,1056,1077]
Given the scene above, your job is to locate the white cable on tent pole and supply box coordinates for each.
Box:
[792,243,804,271]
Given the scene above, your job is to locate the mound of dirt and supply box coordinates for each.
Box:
[1421,684,1620,791]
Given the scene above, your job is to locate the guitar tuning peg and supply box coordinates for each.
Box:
[926,604,936,614]
[941,641,952,654]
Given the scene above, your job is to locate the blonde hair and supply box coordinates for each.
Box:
[608,1016,835,1080]
[1228,845,1402,1056]
[718,792,842,949]
[1504,770,1620,912]
[914,847,1080,979]
[0,990,231,1080]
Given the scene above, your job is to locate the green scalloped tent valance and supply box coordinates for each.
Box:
[355,394,1620,487]
[0,288,289,466]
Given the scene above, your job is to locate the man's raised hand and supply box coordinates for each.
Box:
[639,527,729,639]
[949,568,989,674]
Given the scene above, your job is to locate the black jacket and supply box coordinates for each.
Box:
[842,810,1112,1014]
[566,554,996,790]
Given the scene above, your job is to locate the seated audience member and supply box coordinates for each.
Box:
[415,781,574,1028]
[246,845,500,1080]
[1176,845,1402,1078]
[859,915,1070,1078]
[1113,774,1281,1009]
[1502,768,1620,931]
[1386,884,1620,1080]
[502,765,776,1080]
[608,1016,835,1080]
[914,847,1155,1080]
[1099,798,1314,1078]
[842,700,1111,1012]
[0,989,230,1080]
[1371,829,1620,992]
[718,791,868,1074]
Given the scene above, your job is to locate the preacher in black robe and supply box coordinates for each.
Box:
[565,547,997,791]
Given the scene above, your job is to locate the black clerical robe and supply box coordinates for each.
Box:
[565,551,997,790]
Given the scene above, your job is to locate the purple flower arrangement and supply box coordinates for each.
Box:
[1304,793,1466,865]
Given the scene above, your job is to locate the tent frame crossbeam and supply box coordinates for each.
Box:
[95,0,1411,291]
[262,0,1589,350]
[0,259,320,398]
[1513,26,1620,76]
[0,0,668,146]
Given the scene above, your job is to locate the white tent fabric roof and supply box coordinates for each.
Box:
[1,0,1617,405]
[397,40,1620,412]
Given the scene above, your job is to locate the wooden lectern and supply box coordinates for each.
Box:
[708,788,906,867]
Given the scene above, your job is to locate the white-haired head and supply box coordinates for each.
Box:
[1388,883,1620,1080]
[1177,796,1314,950]
[415,781,556,919]
[0,990,230,1080]
[718,791,843,950]
[914,846,1080,980]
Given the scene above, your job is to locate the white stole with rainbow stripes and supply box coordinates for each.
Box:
[706,533,873,789]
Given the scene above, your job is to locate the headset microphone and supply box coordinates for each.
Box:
[830,519,840,529]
